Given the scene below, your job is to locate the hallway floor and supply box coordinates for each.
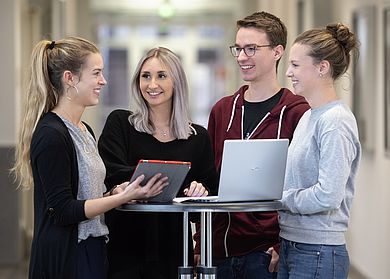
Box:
[0,262,367,279]
[0,261,27,279]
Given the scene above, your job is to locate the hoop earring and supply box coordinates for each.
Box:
[65,84,78,101]
[71,85,79,94]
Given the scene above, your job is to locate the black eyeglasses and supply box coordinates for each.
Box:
[229,44,272,57]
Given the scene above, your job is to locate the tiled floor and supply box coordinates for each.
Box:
[0,261,368,279]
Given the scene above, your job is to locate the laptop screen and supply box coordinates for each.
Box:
[217,139,289,202]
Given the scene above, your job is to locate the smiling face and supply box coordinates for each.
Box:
[234,27,278,83]
[286,43,320,99]
[73,52,106,107]
[139,57,174,110]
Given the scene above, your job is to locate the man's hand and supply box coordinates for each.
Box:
[266,247,279,273]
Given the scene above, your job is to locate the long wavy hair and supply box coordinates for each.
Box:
[128,47,193,139]
[13,37,100,189]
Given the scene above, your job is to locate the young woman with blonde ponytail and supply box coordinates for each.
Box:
[13,37,167,279]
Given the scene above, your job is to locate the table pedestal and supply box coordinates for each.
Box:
[196,266,217,279]
[178,212,194,278]
[178,266,194,279]
[178,211,217,278]
[196,212,217,278]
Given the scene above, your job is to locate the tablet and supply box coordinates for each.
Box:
[129,159,191,202]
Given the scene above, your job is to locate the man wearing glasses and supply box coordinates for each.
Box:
[194,11,310,279]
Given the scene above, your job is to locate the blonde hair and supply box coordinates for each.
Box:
[294,23,359,80]
[13,37,100,189]
[129,47,192,139]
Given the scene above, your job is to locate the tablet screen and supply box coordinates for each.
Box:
[129,159,191,202]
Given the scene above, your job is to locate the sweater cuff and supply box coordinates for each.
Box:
[273,242,280,254]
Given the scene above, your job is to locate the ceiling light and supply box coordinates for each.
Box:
[159,0,175,19]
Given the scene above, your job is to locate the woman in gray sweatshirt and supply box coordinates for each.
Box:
[278,23,361,279]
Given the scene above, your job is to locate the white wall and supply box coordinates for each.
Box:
[334,1,390,278]
[0,0,20,146]
[0,0,22,264]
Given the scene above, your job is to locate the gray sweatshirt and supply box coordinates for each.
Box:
[279,100,361,245]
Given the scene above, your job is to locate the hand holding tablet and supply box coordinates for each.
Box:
[129,159,191,202]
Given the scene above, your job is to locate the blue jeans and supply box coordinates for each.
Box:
[278,238,349,279]
[214,250,277,279]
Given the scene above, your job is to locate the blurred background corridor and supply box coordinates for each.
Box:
[1,0,389,278]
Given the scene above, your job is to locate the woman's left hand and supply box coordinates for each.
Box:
[183,181,208,197]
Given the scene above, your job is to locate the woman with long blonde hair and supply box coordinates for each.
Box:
[13,37,167,279]
[98,47,218,278]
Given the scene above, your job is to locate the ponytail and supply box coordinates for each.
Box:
[13,37,99,189]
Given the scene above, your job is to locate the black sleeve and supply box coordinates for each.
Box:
[192,126,219,196]
[98,110,136,189]
[31,126,87,225]
[187,126,219,223]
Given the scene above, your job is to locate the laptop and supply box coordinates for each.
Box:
[178,138,289,203]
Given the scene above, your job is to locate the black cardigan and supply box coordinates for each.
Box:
[28,112,89,279]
